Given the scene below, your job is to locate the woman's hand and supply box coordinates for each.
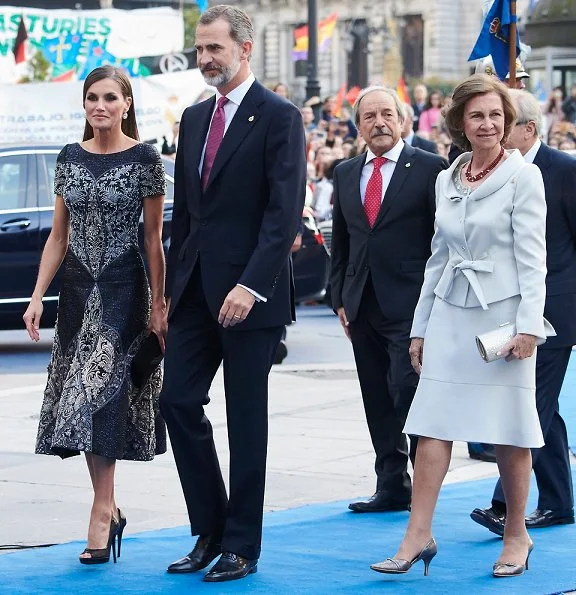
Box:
[149,302,168,352]
[23,298,43,342]
[498,333,538,361]
[409,338,424,375]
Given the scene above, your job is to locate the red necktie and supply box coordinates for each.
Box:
[202,96,229,190]
[364,156,387,227]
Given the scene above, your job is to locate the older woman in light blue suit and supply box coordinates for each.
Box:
[370,75,554,578]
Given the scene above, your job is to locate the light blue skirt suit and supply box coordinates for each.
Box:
[404,149,554,448]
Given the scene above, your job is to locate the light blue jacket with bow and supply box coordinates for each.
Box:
[411,149,553,341]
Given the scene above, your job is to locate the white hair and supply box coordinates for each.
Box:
[402,102,415,120]
[354,86,405,126]
[509,89,543,138]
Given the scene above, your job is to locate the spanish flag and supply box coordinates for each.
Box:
[345,86,361,107]
[333,82,347,118]
[396,77,410,104]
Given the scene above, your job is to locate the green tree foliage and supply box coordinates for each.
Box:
[19,50,51,83]
[183,6,200,49]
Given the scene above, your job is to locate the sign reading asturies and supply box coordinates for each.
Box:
[0,6,183,61]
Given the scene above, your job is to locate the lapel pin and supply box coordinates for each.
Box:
[405,162,411,168]
[248,116,255,122]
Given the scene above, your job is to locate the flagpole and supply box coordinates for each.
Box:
[508,0,517,86]
[306,0,321,119]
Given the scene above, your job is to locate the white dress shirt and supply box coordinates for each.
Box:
[523,138,541,164]
[404,130,415,146]
[360,138,405,204]
[198,72,265,302]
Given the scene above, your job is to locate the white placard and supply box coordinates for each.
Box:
[0,69,208,145]
[0,6,184,82]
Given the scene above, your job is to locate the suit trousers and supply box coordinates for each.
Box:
[492,346,574,513]
[349,276,418,500]
[160,265,283,560]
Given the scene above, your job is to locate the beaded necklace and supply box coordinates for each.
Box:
[465,146,504,183]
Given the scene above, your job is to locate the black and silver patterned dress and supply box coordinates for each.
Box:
[35,142,167,461]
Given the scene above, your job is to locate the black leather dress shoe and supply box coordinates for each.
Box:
[348,492,411,513]
[525,508,575,529]
[167,535,221,573]
[470,506,506,537]
[203,552,258,582]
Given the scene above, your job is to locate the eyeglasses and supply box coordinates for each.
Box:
[515,120,534,126]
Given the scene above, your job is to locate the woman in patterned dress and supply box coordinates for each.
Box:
[23,66,167,563]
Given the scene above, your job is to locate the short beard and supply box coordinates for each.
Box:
[202,58,241,89]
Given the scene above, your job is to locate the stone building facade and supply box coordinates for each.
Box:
[235,0,493,105]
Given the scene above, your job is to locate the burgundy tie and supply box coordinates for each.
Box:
[202,96,229,190]
[364,156,387,227]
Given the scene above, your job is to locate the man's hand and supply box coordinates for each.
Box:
[218,285,256,328]
[336,307,351,340]
[409,338,424,375]
[290,233,303,253]
[498,333,538,362]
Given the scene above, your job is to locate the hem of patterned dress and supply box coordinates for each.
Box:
[35,444,167,461]
[404,377,545,448]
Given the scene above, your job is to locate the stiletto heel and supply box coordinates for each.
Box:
[423,556,432,577]
[79,517,119,565]
[371,537,438,576]
[493,541,534,577]
[115,508,127,558]
[111,533,117,564]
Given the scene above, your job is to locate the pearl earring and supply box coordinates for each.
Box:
[122,112,128,120]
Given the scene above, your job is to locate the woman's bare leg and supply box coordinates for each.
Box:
[494,445,532,564]
[79,453,116,559]
[393,437,452,559]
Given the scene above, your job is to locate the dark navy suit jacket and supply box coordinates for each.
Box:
[330,143,447,322]
[411,134,438,154]
[165,80,307,330]
[535,143,576,348]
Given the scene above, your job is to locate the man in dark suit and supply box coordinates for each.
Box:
[411,83,427,132]
[330,86,447,512]
[471,89,576,536]
[160,5,306,582]
[401,102,438,154]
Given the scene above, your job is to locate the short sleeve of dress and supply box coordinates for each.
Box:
[54,145,68,196]
[141,147,166,199]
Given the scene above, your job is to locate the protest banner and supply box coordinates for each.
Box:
[0,6,184,82]
[0,69,207,145]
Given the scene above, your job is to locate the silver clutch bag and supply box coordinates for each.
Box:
[475,322,516,363]
[475,322,549,362]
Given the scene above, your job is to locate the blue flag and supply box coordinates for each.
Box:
[468,0,520,80]
[197,0,208,12]
[41,33,83,67]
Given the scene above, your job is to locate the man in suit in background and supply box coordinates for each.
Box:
[471,89,576,535]
[411,83,428,132]
[330,86,447,512]
[160,5,306,582]
[401,103,438,154]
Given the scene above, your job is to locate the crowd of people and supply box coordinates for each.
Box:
[21,2,576,587]
[269,77,576,227]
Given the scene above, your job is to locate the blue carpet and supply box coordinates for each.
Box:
[561,352,576,453]
[1,474,576,595]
